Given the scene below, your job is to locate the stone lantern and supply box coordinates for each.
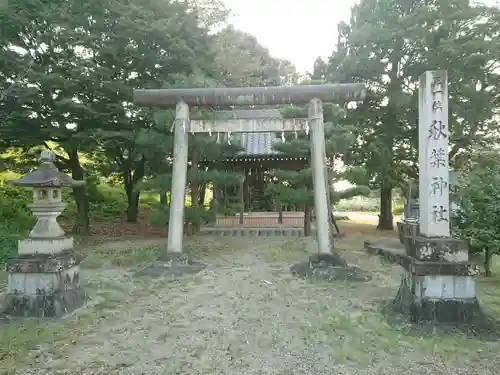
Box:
[3,150,86,317]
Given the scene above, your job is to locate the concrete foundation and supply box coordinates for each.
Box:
[3,250,85,318]
[365,235,482,324]
[394,270,481,323]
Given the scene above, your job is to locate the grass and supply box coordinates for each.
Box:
[0,279,132,372]
[319,310,497,365]
[259,238,311,263]
[82,244,162,270]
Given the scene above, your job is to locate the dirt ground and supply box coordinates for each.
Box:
[2,223,500,375]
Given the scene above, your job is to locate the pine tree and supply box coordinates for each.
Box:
[139,76,245,231]
[266,102,370,236]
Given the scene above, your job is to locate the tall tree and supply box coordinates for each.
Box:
[212,26,299,87]
[318,0,500,229]
[0,0,217,226]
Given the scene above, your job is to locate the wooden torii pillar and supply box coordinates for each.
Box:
[133,84,366,256]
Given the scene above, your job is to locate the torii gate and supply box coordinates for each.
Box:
[133,84,366,256]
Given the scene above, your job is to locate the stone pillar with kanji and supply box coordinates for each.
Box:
[395,71,481,323]
[3,150,86,318]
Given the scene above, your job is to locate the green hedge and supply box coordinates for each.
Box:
[0,184,35,263]
[60,183,128,222]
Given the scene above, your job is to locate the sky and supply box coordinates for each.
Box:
[223,0,500,74]
[222,0,356,74]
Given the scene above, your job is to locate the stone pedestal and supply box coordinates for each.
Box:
[3,250,85,317]
[18,236,74,255]
[394,220,481,323]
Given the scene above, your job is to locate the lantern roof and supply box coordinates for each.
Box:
[9,150,85,188]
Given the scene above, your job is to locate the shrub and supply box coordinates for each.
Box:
[393,203,404,215]
[60,182,128,222]
[336,198,380,212]
[148,204,216,230]
[0,184,35,263]
[453,152,500,276]
[88,184,127,220]
[336,197,404,215]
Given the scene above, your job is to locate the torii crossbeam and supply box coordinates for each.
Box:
[133,84,366,256]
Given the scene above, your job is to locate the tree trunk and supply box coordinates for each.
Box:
[276,197,283,224]
[65,146,90,235]
[485,249,493,277]
[244,169,250,211]
[123,157,145,223]
[377,183,394,230]
[160,190,167,205]
[331,211,340,234]
[190,150,200,208]
[304,203,312,236]
[126,191,140,223]
[198,182,206,206]
[239,179,244,225]
[212,183,220,214]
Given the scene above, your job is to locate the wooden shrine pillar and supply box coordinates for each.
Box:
[309,98,332,253]
[167,101,189,254]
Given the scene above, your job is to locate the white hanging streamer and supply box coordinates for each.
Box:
[281,131,285,142]
[305,123,310,135]
[227,132,232,145]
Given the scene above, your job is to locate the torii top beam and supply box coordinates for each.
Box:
[133,83,366,107]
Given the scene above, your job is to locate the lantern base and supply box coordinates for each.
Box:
[18,236,73,255]
[2,250,85,318]
[2,288,86,318]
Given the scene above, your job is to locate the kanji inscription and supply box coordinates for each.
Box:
[431,205,449,223]
[419,70,450,236]
[429,148,446,168]
[428,120,447,140]
[430,176,448,196]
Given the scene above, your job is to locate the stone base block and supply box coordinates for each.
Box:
[2,288,86,318]
[134,252,206,278]
[291,253,372,282]
[364,241,480,277]
[2,250,84,318]
[7,265,80,294]
[409,236,469,262]
[394,272,482,324]
[18,236,73,255]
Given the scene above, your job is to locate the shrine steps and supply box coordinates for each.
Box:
[198,227,310,237]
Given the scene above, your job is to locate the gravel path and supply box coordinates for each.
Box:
[17,237,500,375]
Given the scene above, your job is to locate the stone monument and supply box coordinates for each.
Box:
[394,70,481,323]
[2,150,86,317]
